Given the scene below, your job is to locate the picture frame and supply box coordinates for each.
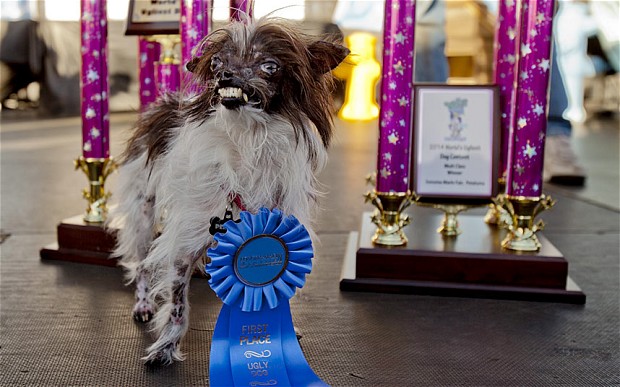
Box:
[410,84,500,203]
[125,0,181,36]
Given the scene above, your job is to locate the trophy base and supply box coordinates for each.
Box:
[40,215,118,266]
[40,216,206,278]
[340,209,586,304]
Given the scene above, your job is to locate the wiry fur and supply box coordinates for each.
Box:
[108,17,348,365]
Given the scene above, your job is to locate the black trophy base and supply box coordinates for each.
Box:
[340,210,586,304]
[40,215,118,266]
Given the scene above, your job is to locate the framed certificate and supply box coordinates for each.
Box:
[125,0,181,36]
[411,84,500,203]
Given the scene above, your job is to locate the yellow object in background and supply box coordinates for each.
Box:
[335,32,381,122]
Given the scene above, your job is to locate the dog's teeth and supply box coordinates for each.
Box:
[218,87,243,99]
[243,93,248,102]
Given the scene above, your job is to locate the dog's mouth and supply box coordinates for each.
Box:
[217,87,250,109]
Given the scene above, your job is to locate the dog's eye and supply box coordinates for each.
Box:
[260,61,279,76]
[210,57,223,71]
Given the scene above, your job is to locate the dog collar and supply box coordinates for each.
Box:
[230,193,247,212]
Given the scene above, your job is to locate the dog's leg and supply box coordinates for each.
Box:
[143,254,198,365]
[111,157,158,323]
[131,195,157,323]
[132,268,154,322]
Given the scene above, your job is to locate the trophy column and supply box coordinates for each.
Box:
[340,0,585,305]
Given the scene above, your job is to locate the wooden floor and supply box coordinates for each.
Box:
[1,110,618,386]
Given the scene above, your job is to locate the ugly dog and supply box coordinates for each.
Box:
[109,18,349,365]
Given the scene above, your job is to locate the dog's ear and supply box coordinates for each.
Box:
[308,41,350,75]
[186,57,200,73]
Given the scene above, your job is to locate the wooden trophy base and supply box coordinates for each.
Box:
[40,215,118,267]
[340,209,586,304]
[39,216,206,278]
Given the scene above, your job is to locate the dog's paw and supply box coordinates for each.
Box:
[132,300,155,323]
[143,341,183,366]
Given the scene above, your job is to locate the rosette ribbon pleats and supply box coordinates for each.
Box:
[206,208,327,386]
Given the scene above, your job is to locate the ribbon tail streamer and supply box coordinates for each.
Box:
[207,208,325,386]
[280,302,328,387]
[210,305,234,386]
[210,302,328,387]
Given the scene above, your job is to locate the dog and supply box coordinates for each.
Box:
[109,17,349,365]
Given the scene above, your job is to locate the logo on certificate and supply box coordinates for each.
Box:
[444,98,468,141]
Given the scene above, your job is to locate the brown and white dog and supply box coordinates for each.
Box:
[109,17,348,365]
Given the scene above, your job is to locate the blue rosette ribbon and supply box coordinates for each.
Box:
[206,208,328,387]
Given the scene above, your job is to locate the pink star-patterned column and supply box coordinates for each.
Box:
[376,0,416,193]
[181,0,211,93]
[80,0,109,159]
[505,0,556,198]
[138,37,160,110]
[230,0,253,22]
[494,0,520,181]
[156,62,181,93]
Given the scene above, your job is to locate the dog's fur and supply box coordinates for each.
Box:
[108,17,348,365]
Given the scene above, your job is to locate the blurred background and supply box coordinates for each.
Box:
[1,0,618,121]
[0,4,618,385]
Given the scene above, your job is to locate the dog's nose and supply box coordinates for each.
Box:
[218,73,244,90]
